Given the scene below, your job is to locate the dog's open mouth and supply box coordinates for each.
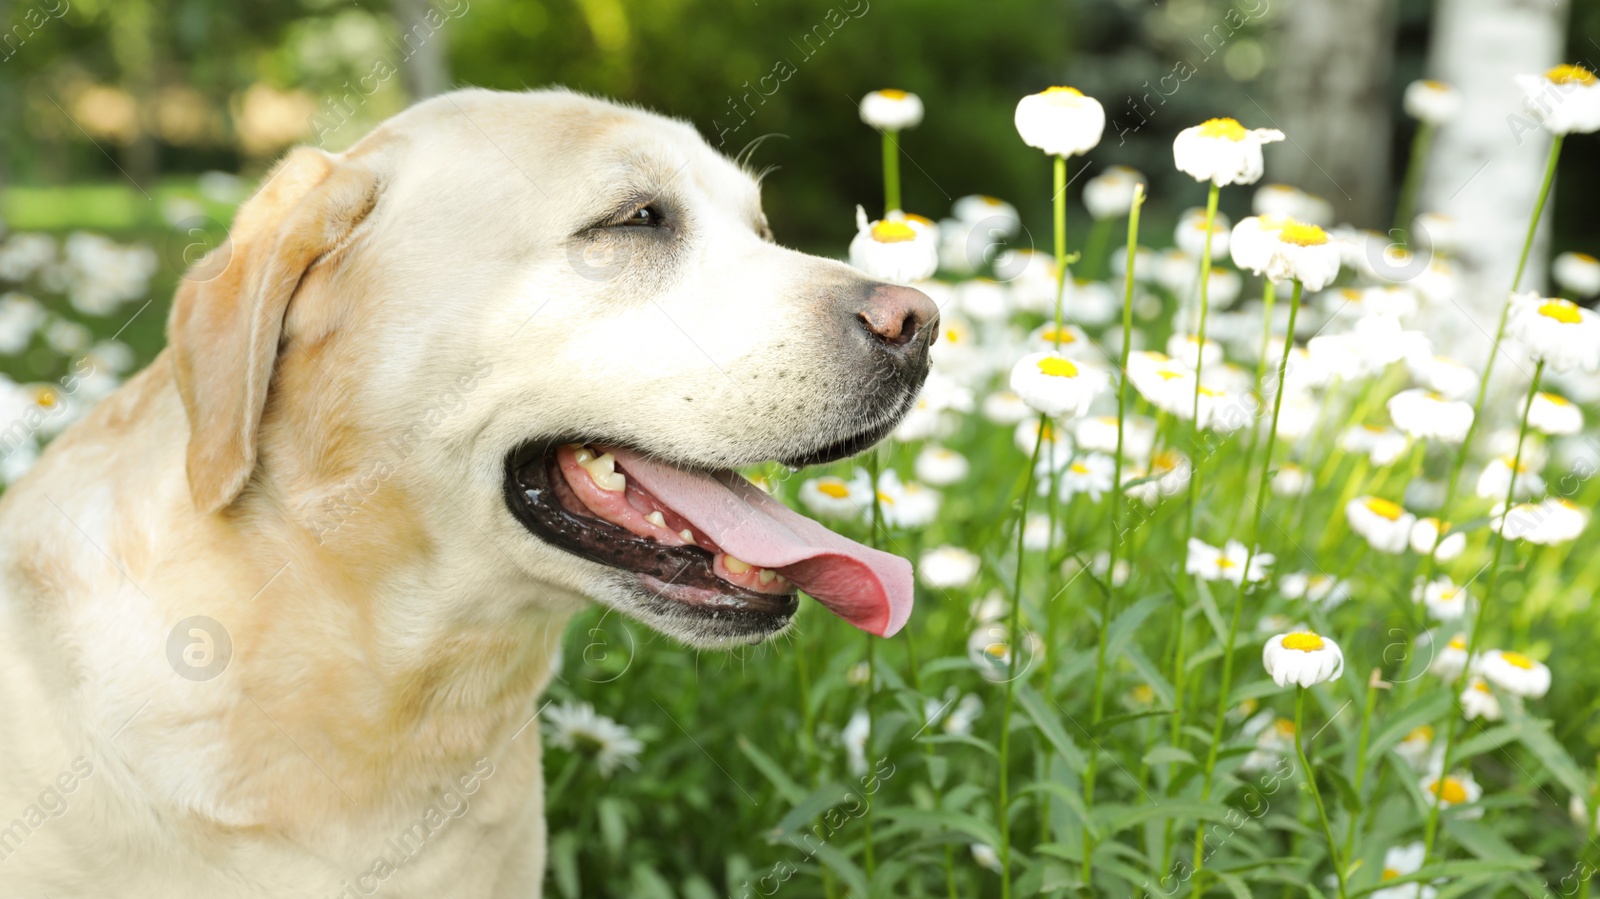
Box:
[506,443,913,637]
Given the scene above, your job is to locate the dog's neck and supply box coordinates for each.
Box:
[2,352,577,840]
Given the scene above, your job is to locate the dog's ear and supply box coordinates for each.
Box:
[170,147,380,513]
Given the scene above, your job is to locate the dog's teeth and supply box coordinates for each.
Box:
[569,445,595,465]
[758,569,776,585]
[579,452,626,492]
[679,529,695,544]
[722,555,752,575]
[646,511,666,527]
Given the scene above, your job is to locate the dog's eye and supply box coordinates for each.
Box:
[619,204,662,227]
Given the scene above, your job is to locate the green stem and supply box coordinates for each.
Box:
[1341,672,1382,861]
[1296,686,1348,899]
[1228,279,1279,536]
[999,415,1048,899]
[1423,359,1544,862]
[1513,134,1563,293]
[864,450,885,878]
[1192,279,1303,888]
[1081,184,1146,887]
[1052,154,1069,348]
[882,129,902,215]
[1392,122,1435,239]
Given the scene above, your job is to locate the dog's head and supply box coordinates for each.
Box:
[168,88,935,648]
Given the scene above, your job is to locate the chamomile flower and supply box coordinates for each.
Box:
[1013,416,1066,456]
[841,709,870,776]
[1082,165,1146,220]
[1172,117,1285,186]
[1404,79,1462,124]
[543,701,644,778]
[951,194,1020,230]
[957,278,1011,322]
[984,389,1033,425]
[859,89,924,131]
[1460,678,1503,722]
[1279,572,1350,610]
[913,445,969,486]
[1387,389,1474,443]
[1125,450,1191,505]
[1014,86,1106,157]
[1347,496,1417,553]
[1187,538,1273,584]
[848,207,939,284]
[1432,634,1471,681]
[1074,414,1156,461]
[1396,725,1435,769]
[1514,64,1600,135]
[1421,770,1483,813]
[1027,321,1093,356]
[1340,425,1411,466]
[1475,455,1545,500]
[1056,453,1116,501]
[971,843,1003,873]
[1166,333,1224,369]
[1372,843,1435,899]
[1230,214,1289,275]
[1240,715,1298,771]
[1412,576,1470,621]
[1271,463,1312,496]
[799,471,871,519]
[1409,518,1466,562]
[1175,207,1232,258]
[1506,292,1600,373]
[1263,630,1345,688]
[1010,352,1107,418]
[1409,355,1479,401]
[1553,251,1600,297]
[877,473,940,529]
[1477,649,1552,698]
[1526,391,1583,435]
[1267,222,1343,290]
[918,546,981,589]
[1495,497,1589,545]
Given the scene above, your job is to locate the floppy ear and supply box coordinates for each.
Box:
[170,146,380,513]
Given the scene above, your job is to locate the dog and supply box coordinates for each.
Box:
[0,88,934,897]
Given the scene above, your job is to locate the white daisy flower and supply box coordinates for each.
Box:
[1073,414,1156,461]
[1387,389,1474,443]
[1395,725,1435,769]
[1459,678,1503,722]
[1495,497,1589,545]
[876,472,940,529]
[1082,165,1146,220]
[1347,496,1417,553]
[859,88,924,131]
[1412,576,1469,621]
[1230,214,1290,275]
[1012,416,1068,456]
[841,709,871,776]
[1065,277,1120,327]
[1265,221,1342,290]
[1013,86,1106,157]
[1340,425,1411,466]
[543,701,644,778]
[848,207,939,284]
[1513,64,1600,135]
[984,389,1033,426]
[1420,770,1483,812]
[1432,634,1471,681]
[1027,321,1094,357]
[1271,463,1312,496]
[1506,291,1600,373]
[1010,352,1107,418]
[918,545,981,589]
[1408,355,1479,401]
[1525,391,1583,435]
[1475,455,1545,500]
[799,471,871,520]
[1372,842,1435,899]
[1413,211,1461,256]
[939,693,984,736]
[1263,630,1345,688]
[913,445,969,486]
[1172,117,1285,186]
[971,843,1003,873]
[957,277,1011,322]
[1403,79,1461,125]
[1022,513,1060,552]
[1175,207,1232,258]
[1240,715,1298,772]
[1253,183,1309,219]
[1166,333,1224,369]
[1125,450,1191,505]
[1187,538,1273,584]
[951,194,1019,229]
[0,293,47,354]
[1476,649,1551,698]
[1409,518,1466,562]
[1056,453,1116,502]
[1553,251,1600,297]
[1279,572,1350,610]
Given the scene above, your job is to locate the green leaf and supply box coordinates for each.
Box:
[548,831,581,899]
[737,736,805,805]
[879,806,1004,848]
[1097,798,1233,834]
[1107,593,1168,658]
[771,782,852,842]
[598,796,629,857]
[1516,716,1590,798]
[1018,685,1087,771]
[1367,691,1452,759]
[1142,745,1197,768]
[1319,766,1361,815]
[630,862,675,899]
[811,840,870,896]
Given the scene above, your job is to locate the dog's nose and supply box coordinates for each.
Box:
[856,284,938,350]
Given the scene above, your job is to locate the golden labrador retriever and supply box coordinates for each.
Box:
[0,88,934,897]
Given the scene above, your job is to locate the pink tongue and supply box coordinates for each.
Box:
[606,447,913,637]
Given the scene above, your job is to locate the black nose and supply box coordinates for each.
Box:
[856,284,938,352]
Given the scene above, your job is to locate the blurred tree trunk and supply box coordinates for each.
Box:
[1270,0,1396,226]
[394,0,452,100]
[1423,0,1563,361]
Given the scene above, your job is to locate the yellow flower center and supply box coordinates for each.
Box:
[876,491,895,505]
[1197,117,1248,140]
[1538,300,1582,324]
[871,220,918,243]
[1037,356,1080,378]
[1381,868,1400,881]
[1156,368,1186,381]
[1501,651,1535,670]
[1132,684,1155,703]
[1042,86,1085,101]
[1546,64,1598,86]
[817,481,850,499]
[1274,718,1297,737]
[945,328,961,343]
[985,642,1008,658]
[1432,777,1469,804]
[1070,462,1089,475]
[1573,252,1597,263]
[1439,589,1458,601]
[1215,556,1237,569]
[1542,392,1570,406]
[1365,498,1405,521]
[1407,724,1434,742]
[1197,386,1224,397]
[1473,680,1491,693]
[1153,450,1180,471]
[1342,288,1363,300]
[1281,631,1325,652]
[1448,636,1466,650]
[1423,79,1448,90]
[33,387,58,408]
[1279,223,1330,247]
[1038,327,1077,344]
[877,88,909,100]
